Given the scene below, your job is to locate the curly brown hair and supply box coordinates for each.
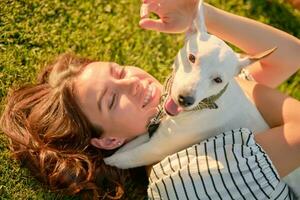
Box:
[0,53,148,199]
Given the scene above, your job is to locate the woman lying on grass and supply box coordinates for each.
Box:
[1,0,300,199]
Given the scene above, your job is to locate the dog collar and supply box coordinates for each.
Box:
[189,83,228,111]
[147,72,174,137]
[147,72,228,137]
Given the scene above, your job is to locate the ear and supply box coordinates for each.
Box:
[193,0,208,39]
[185,26,197,41]
[236,47,277,75]
[90,137,125,150]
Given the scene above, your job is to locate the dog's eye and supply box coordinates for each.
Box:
[188,54,196,63]
[213,77,223,83]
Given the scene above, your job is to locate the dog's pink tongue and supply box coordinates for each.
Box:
[164,98,182,116]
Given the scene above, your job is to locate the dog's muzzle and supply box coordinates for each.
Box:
[147,70,229,137]
[178,95,195,107]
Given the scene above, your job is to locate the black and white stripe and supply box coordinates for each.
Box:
[148,128,294,200]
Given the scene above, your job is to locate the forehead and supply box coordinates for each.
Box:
[73,62,112,125]
[74,61,117,99]
[75,62,112,102]
[79,62,111,80]
[186,38,236,65]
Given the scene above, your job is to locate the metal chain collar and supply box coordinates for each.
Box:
[147,71,174,137]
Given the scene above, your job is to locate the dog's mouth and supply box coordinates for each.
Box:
[164,97,183,116]
[162,70,183,116]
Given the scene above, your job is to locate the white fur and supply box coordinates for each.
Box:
[105,1,299,197]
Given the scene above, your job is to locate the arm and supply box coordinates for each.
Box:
[238,78,300,177]
[140,0,300,87]
[204,4,300,88]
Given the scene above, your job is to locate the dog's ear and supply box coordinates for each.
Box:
[194,0,207,34]
[190,0,209,41]
[236,47,277,75]
[185,26,197,41]
[185,0,203,41]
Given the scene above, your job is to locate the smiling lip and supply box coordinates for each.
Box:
[142,83,156,108]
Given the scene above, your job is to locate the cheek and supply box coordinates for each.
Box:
[125,110,149,135]
[118,113,148,138]
[119,96,137,114]
[118,94,154,135]
[118,97,147,123]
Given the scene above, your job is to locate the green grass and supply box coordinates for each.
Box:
[0,0,299,199]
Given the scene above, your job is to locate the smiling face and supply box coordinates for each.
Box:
[74,62,162,148]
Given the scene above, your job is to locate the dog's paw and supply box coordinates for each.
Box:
[104,154,131,169]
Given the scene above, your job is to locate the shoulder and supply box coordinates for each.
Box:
[148,128,294,199]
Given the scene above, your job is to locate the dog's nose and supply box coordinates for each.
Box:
[178,95,195,107]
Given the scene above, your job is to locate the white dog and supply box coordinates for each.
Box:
[105,1,299,197]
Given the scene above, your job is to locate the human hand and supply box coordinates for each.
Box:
[139,0,199,33]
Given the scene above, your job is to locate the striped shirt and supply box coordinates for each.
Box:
[148,128,295,200]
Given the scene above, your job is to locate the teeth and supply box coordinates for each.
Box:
[143,84,154,107]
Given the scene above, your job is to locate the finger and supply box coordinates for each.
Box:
[140,3,159,18]
[140,3,150,18]
[139,18,168,32]
[147,2,160,13]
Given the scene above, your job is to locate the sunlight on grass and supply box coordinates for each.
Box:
[0,0,299,199]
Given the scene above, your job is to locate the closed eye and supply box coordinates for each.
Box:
[119,66,126,79]
[109,93,116,110]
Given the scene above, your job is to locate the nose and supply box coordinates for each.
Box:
[178,95,195,107]
[116,77,141,95]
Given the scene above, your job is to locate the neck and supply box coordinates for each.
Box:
[214,79,243,107]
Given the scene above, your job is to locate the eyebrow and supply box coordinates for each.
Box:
[97,87,108,113]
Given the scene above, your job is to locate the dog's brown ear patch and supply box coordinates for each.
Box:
[237,47,277,74]
[248,47,277,61]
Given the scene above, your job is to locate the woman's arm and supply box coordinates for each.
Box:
[140,0,300,87]
[204,4,300,88]
[238,78,300,177]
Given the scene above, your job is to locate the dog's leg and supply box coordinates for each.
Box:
[115,134,150,153]
[104,139,165,169]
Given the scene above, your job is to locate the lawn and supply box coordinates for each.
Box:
[0,0,299,199]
